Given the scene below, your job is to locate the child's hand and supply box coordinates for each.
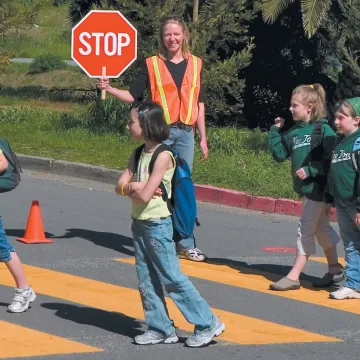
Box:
[274,117,285,128]
[152,188,163,199]
[128,181,146,194]
[355,213,360,225]
[295,168,308,180]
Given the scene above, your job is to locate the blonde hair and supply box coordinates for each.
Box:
[158,15,190,60]
[292,83,327,121]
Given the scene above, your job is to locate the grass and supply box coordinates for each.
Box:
[0,63,93,89]
[0,106,296,199]
[0,2,71,59]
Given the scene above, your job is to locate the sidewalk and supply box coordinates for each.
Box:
[18,154,337,222]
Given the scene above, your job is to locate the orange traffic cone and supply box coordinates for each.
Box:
[17,201,52,244]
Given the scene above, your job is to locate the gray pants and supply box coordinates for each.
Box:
[296,197,340,255]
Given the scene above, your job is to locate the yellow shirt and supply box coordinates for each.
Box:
[131,150,175,220]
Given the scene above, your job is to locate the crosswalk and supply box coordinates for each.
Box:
[0,257,352,358]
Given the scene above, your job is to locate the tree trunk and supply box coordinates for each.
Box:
[193,0,199,23]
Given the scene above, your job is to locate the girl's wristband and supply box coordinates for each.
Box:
[121,183,127,196]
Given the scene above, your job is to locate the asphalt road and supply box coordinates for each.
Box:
[0,170,358,360]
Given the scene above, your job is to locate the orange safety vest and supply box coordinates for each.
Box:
[146,55,202,126]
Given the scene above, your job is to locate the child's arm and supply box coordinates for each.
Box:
[268,118,290,162]
[0,151,8,173]
[130,152,172,204]
[115,151,136,196]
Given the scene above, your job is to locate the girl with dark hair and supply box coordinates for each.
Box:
[98,15,207,262]
[115,101,225,347]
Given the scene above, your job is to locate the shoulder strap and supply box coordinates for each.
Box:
[134,144,145,176]
[310,121,324,150]
[148,144,173,203]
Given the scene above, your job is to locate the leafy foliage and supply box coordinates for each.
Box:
[29,55,67,74]
[263,0,335,38]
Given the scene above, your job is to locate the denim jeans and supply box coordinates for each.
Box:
[164,126,196,250]
[0,213,15,262]
[164,126,195,172]
[131,217,214,336]
[336,200,360,291]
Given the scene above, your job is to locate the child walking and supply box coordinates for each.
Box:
[0,151,36,312]
[268,83,343,291]
[116,101,225,346]
[325,98,360,300]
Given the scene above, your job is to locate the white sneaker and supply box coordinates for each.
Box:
[178,248,207,262]
[7,286,36,313]
[134,330,179,345]
[185,317,225,348]
[329,286,360,300]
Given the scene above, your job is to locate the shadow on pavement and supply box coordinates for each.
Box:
[54,228,134,257]
[41,302,143,338]
[5,229,55,239]
[206,257,336,292]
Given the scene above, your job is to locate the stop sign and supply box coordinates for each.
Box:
[71,10,137,78]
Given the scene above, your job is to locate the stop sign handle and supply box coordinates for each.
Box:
[101,66,106,100]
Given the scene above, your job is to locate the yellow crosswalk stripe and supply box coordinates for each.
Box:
[116,257,360,315]
[0,264,340,345]
[310,257,345,266]
[0,320,102,358]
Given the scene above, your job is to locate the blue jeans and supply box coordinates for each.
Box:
[0,213,15,262]
[164,126,195,172]
[131,217,214,336]
[336,200,360,291]
[164,126,196,250]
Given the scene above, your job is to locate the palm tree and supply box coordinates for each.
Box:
[262,0,333,38]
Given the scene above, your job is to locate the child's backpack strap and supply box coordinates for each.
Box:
[310,121,324,151]
[148,144,173,205]
[134,144,145,178]
[351,136,360,171]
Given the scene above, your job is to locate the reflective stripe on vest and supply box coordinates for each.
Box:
[151,56,171,125]
[185,55,198,125]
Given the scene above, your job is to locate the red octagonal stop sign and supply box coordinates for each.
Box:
[71,10,137,78]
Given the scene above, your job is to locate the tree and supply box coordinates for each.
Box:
[0,0,45,64]
[243,5,335,129]
[0,0,45,34]
[262,0,333,38]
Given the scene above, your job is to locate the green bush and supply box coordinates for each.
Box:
[206,127,267,155]
[28,55,67,74]
[85,96,130,134]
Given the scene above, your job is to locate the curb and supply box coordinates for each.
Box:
[18,154,338,222]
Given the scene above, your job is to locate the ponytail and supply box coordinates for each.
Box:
[292,83,327,121]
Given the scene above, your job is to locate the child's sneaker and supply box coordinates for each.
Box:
[7,286,36,313]
[329,286,360,300]
[185,317,225,348]
[178,248,207,262]
[134,330,179,345]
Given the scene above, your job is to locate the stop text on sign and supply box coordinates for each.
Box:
[79,32,130,56]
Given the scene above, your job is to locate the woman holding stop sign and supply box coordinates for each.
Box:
[98,15,208,263]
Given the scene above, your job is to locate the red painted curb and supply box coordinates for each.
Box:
[274,199,303,217]
[247,196,276,213]
[194,184,338,223]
